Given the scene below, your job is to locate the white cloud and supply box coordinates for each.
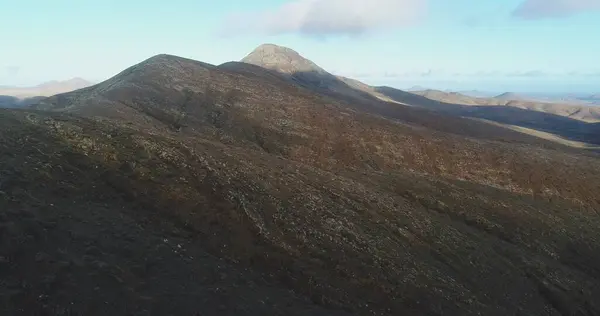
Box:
[513,0,600,19]
[221,0,427,37]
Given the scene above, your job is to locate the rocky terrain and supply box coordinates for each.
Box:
[2,47,600,315]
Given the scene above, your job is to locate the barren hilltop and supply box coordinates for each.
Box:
[2,45,600,315]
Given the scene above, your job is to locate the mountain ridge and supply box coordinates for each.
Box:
[240,44,600,123]
[33,49,600,203]
[4,45,600,315]
[241,44,329,75]
[235,44,600,146]
[494,92,527,100]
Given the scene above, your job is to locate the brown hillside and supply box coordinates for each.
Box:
[237,44,600,145]
[4,52,600,315]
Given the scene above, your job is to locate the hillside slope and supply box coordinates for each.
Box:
[6,52,600,315]
[238,44,600,145]
[241,43,600,124]
[241,44,378,104]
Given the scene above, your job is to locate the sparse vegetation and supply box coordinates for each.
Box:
[2,53,600,315]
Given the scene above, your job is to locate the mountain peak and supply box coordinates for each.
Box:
[254,43,298,54]
[494,92,525,100]
[65,77,92,85]
[241,43,328,75]
[36,77,93,89]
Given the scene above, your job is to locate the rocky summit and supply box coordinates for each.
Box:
[241,43,329,75]
[2,45,600,316]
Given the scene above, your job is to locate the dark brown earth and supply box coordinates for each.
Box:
[2,51,600,315]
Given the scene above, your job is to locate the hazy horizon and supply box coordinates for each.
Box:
[3,73,598,97]
[2,0,599,95]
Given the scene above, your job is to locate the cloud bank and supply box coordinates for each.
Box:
[221,0,427,37]
[513,0,600,19]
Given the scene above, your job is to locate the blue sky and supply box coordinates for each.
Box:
[1,0,599,93]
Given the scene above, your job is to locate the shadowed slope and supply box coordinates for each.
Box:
[405,89,600,123]
[375,86,600,145]
[0,110,351,316]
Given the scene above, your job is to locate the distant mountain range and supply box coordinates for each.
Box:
[460,90,600,105]
[406,89,600,123]
[0,78,92,108]
[0,78,93,108]
[411,88,600,105]
[494,92,526,100]
[1,77,92,97]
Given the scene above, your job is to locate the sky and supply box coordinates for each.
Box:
[1,0,599,93]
